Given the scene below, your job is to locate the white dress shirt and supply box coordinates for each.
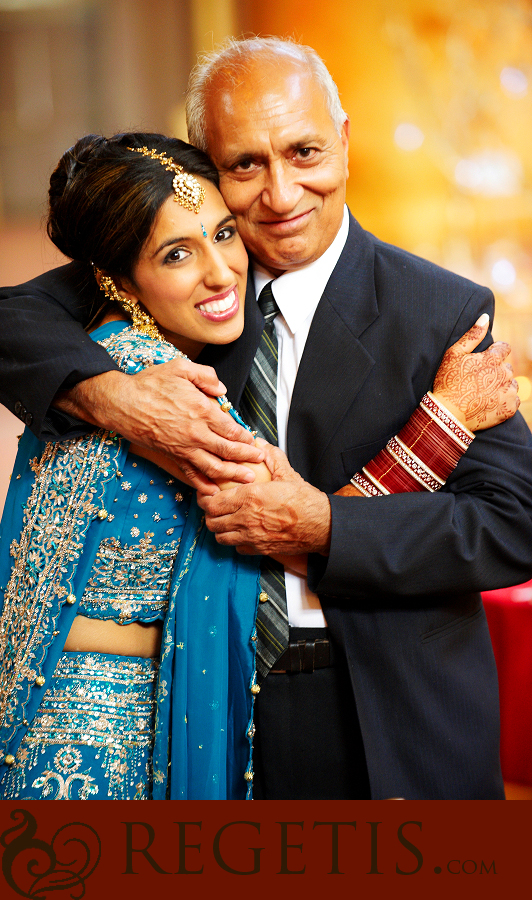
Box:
[253,206,349,627]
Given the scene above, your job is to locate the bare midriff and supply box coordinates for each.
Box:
[63,616,162,658]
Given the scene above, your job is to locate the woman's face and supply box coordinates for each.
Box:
[122,178,248,359]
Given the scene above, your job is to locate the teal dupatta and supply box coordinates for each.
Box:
[0,322,260,798]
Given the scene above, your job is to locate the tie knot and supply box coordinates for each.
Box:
[258,282,279,323]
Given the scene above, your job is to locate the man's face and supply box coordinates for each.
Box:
[203,59,349,276]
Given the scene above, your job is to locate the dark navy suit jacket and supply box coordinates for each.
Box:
[3,211,532,797]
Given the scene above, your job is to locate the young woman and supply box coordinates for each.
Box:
[0,132,515,801]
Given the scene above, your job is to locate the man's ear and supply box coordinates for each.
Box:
[342,116,350,142]
[341,116,350,175]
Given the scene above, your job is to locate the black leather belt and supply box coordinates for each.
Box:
[270,637,332,673]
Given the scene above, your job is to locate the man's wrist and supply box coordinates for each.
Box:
[54,370,129,431]
[311,490,332,555]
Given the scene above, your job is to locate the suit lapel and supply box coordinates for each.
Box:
[287,214,379,480]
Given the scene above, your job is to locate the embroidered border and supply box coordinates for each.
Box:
[80,536,180,624]
[98,326,184,374]
[0,432,122,757]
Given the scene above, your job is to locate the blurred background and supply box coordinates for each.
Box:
[2,0,532,493]
[1,0,532,795]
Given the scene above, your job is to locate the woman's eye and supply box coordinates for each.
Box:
[214,225,236,243]
[165,247,190,263]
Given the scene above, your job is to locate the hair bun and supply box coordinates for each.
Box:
[49,134,107,197]
[47,135,107,259]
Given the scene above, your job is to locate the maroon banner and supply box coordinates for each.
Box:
[0,800,528,899]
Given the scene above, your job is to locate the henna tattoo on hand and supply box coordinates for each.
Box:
[433,327,517,429]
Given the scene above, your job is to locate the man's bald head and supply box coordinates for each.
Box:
[186,38,350,275]
[186,37,347,152]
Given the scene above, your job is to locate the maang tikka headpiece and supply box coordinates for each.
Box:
[128,145,205,213]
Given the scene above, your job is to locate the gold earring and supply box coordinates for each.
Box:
[95,269,164,342]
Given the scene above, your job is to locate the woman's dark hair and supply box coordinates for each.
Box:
[47,132,219,282]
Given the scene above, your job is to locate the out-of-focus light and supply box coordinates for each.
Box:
[394,123,425,151]
[0,0,71,8]
[516,376,532,402]
[500,67,528,97]
[454,150,522,196]
[491,258,517,289]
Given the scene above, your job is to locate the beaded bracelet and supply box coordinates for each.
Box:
[217,395,257,436]
[351,392,474,497]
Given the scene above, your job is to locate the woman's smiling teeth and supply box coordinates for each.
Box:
[197,289,236,314]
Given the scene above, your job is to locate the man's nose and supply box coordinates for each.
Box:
[261,159,304,213]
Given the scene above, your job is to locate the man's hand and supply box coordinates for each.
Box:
[432,313,519,431]
[55,358,264,493]
[198,441,332,556]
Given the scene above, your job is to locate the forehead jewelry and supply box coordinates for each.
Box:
[128,145,205,213]
[200,222,208,237]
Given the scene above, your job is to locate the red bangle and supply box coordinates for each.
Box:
[350,394,474,496]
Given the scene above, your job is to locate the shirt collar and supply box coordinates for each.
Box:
[253,205,350,335]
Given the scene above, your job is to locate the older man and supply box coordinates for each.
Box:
[1,38,531,799]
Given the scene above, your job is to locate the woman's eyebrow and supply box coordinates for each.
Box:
[152,215,236,257]
[216,214,237,230]
[153,236,188,256]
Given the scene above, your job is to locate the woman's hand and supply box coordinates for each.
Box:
[432,313,519,431]
[335,315,520,499]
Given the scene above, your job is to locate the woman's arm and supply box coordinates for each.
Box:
[135,316,518,577]
[337,315,518,498]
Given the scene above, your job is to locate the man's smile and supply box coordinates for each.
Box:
[257,209,314,233]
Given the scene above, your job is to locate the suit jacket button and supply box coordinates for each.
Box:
[14,401,22,415]
[24,412,33,426]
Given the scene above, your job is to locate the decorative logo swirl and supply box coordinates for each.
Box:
[1,808,101,898]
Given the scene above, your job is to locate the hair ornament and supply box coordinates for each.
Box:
[128,145,205,213]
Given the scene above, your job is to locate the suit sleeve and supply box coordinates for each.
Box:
[0,263,120,440]
[308,292,532,600]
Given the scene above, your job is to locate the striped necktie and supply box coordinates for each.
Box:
[239,282,289,679]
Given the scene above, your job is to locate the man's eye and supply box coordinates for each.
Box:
[295,148,317,160]
[233,158,259,173]
[214,226,236,243]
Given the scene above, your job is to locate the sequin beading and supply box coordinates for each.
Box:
[0,651,157,800]
[79,536,179,624]
[77,447,187,625]
[97,325,182,374]
[0,430,122,757]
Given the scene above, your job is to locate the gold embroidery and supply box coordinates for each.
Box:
[1,653,157,800]
[0,328,187,761]
[80,535,179,624]
[0,432,122,754]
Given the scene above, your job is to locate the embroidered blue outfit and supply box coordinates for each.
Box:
[0,322,260,799]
